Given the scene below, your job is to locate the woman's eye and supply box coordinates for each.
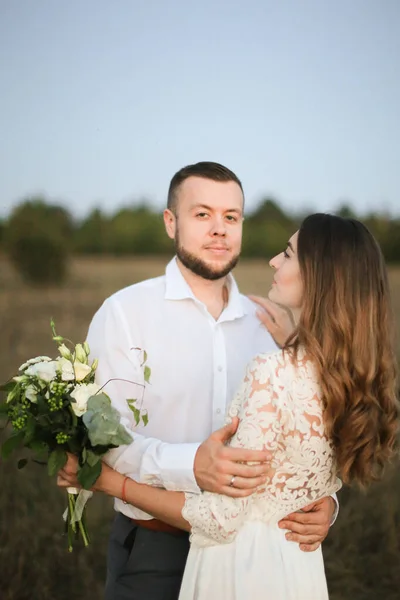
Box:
[283,249,290,258]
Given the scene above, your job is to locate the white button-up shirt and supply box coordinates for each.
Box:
[87,257,278,519]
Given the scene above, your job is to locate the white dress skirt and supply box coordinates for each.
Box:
[179,350,341,600]
[179,522,329,600]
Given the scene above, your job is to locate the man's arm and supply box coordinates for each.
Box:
[87,297,269,495]
[87,296,200,492]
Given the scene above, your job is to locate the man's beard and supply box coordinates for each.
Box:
[175,233,240,281]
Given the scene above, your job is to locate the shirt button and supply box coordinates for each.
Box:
[217,365,223,372]
[216,408,221,414]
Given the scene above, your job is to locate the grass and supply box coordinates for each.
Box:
[0,256,399,600]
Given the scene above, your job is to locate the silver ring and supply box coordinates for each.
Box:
[229,475,236,487]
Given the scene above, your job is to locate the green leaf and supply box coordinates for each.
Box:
[47,448,67,476]
[17,458,28,470]
[128,400,141,426]
[85,449,100,467]
[144,366,151,383]
[142,412,149,427]
[0,381,16,394]
[23,417,36,444]
[1,431,25,459]
[0,401,10,417]
[78,460,102,490]
[143,350,148,364]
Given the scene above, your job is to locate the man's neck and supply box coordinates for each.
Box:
[176,258,229,320]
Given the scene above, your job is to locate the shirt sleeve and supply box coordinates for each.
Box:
[86,296,201,493]
[182,353,342,547]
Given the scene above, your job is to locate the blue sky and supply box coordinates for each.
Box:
[1,0,399,219]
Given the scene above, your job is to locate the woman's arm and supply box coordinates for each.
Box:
[58,454,190,530]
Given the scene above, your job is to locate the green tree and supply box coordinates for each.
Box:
[4,198,73,285]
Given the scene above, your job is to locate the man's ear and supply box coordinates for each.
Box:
[163,209,176,240]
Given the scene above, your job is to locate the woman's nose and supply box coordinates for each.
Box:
[269,254,279,269]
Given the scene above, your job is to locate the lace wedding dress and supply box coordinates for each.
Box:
[180,349,342,600]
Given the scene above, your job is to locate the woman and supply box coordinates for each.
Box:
[58,213,399,599]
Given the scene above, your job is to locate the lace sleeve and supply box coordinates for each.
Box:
[182,352,341,548]
[182,354,281,547]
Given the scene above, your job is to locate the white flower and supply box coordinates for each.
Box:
[25,360,58,382]
[74,361,92,382]
[70,382,100,416]
[57,357,75,381]
[25,385,37,403]
[19,356,53,371]
[58,343,72,360]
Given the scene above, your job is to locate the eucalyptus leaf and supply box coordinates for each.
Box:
[78,460,102,489]
[1,431,25,459]
[83,394,132,447]
[48,448,67,476]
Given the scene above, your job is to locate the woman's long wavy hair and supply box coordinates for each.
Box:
[289,213,399,487]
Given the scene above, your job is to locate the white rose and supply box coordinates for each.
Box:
[70,383,100,417]
[57,357,75,381]
[74,361,92,382]
[25,360,58,382]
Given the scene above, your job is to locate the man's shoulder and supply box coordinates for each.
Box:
[239,293,259,317]
[111,274,166,303]
[95,274,166,319]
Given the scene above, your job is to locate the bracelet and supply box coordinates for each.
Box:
[122,476,129,505]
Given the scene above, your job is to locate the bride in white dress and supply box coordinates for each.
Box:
[58,213,398,600]
[179,346,341,600]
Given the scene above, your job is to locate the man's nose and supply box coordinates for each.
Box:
[210,217,227,236]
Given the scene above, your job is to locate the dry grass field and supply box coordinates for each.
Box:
[0,256,399,600]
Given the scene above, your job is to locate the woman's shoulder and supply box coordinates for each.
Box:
[248,346,308,371]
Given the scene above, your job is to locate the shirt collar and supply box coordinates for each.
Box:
[164,257,248,321]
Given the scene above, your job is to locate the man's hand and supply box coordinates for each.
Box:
[249,295,295,347]
[278,496,336,552]
[194,417,271,498]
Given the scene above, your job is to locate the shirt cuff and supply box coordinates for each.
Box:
[156,442,201,493]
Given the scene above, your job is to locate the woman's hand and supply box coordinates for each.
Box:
[57,453,81,489]
[57,453,124,497]
[57,453,112,492]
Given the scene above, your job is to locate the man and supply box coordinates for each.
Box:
[85,162,337,600]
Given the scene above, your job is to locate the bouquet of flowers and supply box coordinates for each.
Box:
[0,320,150,552]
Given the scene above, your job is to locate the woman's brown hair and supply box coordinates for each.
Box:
[291,213,399,487]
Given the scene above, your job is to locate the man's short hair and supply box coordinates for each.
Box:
[167,161,244,213]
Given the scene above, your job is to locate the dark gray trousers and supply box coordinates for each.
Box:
[105,513,190,600]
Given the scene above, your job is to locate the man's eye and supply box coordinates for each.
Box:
[196,213,208,218]
[226,215,238,222]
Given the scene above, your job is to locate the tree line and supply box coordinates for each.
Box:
[1,197,399,284]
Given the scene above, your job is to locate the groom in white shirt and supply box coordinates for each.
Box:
[86,162,337,600]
